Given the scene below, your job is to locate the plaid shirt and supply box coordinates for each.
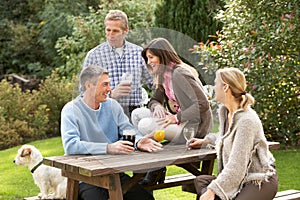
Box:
[83,40,153,106]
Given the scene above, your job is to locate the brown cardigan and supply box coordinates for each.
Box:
[148,64,212,139]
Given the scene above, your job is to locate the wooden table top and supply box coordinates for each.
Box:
[43,145,217,177]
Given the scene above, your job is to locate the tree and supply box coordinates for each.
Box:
[0,0,98,78]
[0,0,45,76]
[154,0,223,85]
[155,0,223,43]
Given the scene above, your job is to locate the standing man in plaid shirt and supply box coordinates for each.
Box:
[83,10,153,118]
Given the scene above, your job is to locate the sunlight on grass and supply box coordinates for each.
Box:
[0,137,64,199]
[272,149,300,191]
[154,186,196,200]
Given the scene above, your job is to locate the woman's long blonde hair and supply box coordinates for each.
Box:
[217,67,255,110]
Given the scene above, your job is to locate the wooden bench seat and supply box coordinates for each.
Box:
[23,174,198,199]
[144,173,196,191]
[274,190,300,200]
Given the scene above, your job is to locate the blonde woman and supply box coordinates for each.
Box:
[189,68,278,200]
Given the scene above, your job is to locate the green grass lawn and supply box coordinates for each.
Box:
[0,137,299,200]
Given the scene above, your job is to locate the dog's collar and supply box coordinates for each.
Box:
[31,160,43,173]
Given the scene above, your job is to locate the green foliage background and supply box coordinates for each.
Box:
[0,0,99,77]
[0,0,299,149]
[155,0,223,43]
[0,0,158,149]
[193,0,299,146]
[0,1,299,198]
[55,0,157,78]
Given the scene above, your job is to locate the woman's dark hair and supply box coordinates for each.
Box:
[142,38,199,91]
[142,38,182,90]
[141,38,182,67]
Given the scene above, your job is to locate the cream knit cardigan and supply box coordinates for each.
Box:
[205,105,276,200]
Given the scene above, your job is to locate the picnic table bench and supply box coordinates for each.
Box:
[274,190,300,200]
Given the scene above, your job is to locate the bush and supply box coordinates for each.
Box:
[193,0,300,146]
[0,80,48,149]
[0,69,75,150]
[36,68,75,137]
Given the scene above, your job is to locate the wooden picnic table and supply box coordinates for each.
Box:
[43,144,217,200]
[42,141,279,200]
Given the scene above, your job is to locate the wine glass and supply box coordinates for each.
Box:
[182,127,195,150]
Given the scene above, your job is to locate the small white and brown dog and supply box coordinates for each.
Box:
[14,144,67,199]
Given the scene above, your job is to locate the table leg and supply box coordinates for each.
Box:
[108,174,123,200]
[201,159,215,175]
[66,178,79,200]
[122,173,146,194]
[177,162,201,176]
[62,171,124,199]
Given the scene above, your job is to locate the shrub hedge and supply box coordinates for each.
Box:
[0,69,75,150]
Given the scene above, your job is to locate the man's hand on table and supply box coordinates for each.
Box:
[107,141,135,154]
[106,137,163,154]
[137,134,163,153]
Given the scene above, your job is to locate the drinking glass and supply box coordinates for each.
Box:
[182,127,195,150]
[119,72,134,105]
[120,72,133,84]
[123,130,136,147]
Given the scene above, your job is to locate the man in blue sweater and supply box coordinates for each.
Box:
[61,65,162,200]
